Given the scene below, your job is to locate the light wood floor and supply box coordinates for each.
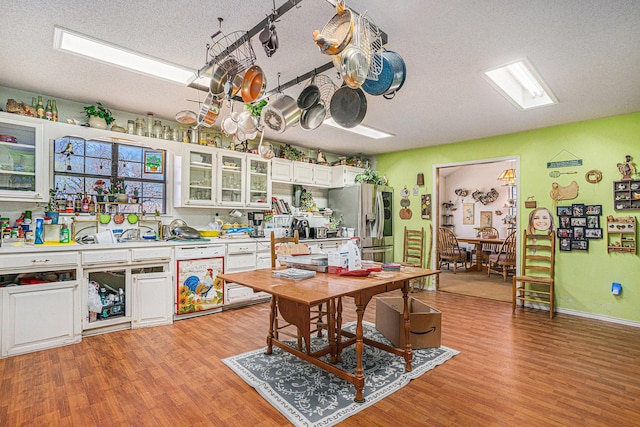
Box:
[2,290,640,426]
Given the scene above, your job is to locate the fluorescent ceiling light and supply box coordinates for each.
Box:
[53,26,199,85]
[483,58,558,110]
[323,118,394,139]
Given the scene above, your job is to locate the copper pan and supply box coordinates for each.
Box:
[241,65,267,103]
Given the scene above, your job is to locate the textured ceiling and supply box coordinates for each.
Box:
[2,1,640,156]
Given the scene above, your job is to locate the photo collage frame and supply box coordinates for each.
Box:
[557,204,602,251]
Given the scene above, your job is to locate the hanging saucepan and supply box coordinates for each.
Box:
[259,18,279,57]
[241,65,266,103]
[340,13,370,89]
[197,92,222,128]
[361,50,407,99]
[329,86,367,128]
[260,95,301,133]
[297,76,321,110]
[299,102,327,131]
[221,103,238,136]
[209,58,244,99]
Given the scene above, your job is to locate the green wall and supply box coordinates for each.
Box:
[377,112,640,323]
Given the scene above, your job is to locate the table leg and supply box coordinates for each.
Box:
[267,297,276,355]
[402,283,413,372]
[354,301,366,403]
[329,298,337,363]
[336,297,343,363]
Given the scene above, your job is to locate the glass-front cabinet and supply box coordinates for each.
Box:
[217,152,246,206]
[177,145,217,207]
[0,112,47,202]
[246,154,271,208]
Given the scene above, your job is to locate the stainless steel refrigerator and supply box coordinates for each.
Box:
[328,184,394,263]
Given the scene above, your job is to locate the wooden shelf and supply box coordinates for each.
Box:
[606,216,636,253]
[613,180,640,210]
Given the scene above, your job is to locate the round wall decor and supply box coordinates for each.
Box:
[585,169,603,184]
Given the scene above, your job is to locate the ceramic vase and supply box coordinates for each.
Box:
[117,193,128,203]
[88,116,108,129]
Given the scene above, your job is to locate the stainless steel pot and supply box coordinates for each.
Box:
[260,95,301,133]
[241,65,266,103]
[297,80,321,110]
[209,58,244,99]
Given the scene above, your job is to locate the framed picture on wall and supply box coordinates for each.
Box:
[463,203,474,225]
[421,194,432,220]
[587,215,599,228]
[480,211,492,227]
[585,228,602,239]
[570,217,586,227]
[572,203,585,217]
[571,239,589,251]
[585,205,602,215]
[557,206,572,216]
[144,150,165,174]
[560,237,571,251]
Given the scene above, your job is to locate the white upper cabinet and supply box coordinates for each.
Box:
[330,165,364,187]
[217,151,246,206]
[175,144,217,207]
[293,162,314,184]
[0,112,47,202]
[271,157,293,182]
[245,154,271,208]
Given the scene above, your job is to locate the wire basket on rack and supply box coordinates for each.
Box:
[208,31,256,76]
[315,74,338,119]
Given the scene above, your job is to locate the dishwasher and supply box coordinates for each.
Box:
[175,245,225,319]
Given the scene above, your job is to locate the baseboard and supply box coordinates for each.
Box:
[556,307,640,328]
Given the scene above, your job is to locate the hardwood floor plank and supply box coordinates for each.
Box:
[2,290,640,426]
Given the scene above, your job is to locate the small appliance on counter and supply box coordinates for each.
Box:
[248,212,265,238]
[309,226,328,239]
[291,217,310,239]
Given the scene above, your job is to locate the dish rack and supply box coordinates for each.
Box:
[208,31,256,76]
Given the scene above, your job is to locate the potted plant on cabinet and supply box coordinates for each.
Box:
[93,179,107,202]
[83,102,115,129]
[45,188,60,224]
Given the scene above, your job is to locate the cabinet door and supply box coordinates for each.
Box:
[271,158,293,182]
[0,112,47,202]
[131,272,173,328]
[313,164,332,187]
[2,281,81,357]
[176,146,217,207]
[330,165,364,187]
[293,162,314,184]
[217,152,245,206]
[246,154,271,208]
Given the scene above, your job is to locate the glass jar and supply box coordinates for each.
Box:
[135,117,145,136]
[163,125,171,140]
[153,120,163,139]
[126,120,135,134]
[172,128,180,142]
[147,113,154,137]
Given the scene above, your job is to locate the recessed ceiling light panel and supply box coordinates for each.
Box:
[483,58,558,111]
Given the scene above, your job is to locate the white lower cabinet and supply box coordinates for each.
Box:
[2,281,81,357]
[132,271,173,329]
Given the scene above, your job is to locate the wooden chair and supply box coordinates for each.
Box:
[487,231,517,281]
[270,230,327,350]
[401,226,425,291]
[512,231,556,318]
[477,226,500,266]
[437,227,467,273]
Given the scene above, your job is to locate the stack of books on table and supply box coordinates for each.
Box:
[272,268,317,281]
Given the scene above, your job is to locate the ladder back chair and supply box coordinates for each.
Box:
[437,227,467,273]
[477,226,500,266]
[512,231,556,318]
[401,226,425,291]
[487,231,517,281]
[270,230,328,351]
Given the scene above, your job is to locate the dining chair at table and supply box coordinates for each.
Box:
[401,226,425,291]
[437,227,468,273]
[477,226,500,266]
[512,231,556,319]
[487,231,517,281]
[270,230,327,351]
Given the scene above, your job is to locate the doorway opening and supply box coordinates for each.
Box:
[432,156,519,302]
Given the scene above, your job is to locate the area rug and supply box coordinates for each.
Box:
[222,321,459,427]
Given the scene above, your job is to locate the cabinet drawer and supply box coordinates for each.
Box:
[131,247,172,262]
[226,253,256,272]
[82,250,129,265]
[0,251,79,270]
[227,242,256,255]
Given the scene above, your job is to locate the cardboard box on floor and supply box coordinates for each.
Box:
[375,297,442,348]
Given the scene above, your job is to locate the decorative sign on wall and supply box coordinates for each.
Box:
[556,204,602,251]
[463,203,474,225]
[399,185,412,220]
[547,148,583,168]
[421,194,431,220]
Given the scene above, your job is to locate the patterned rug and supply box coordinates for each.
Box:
[222,321,459,427]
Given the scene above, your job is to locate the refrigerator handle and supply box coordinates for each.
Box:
[375,191,384,238]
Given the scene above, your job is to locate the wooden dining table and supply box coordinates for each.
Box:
[456,236,504,271]
[218,266,440,403]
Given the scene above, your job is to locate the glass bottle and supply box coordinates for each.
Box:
[65,193,74,213]
[45,100,53,120]
[153,120,163,139]
[56,187,67,212]
[31,97,37,116]
[36,96,45,119]
[51,100,58,122]
[74,193,82,213]
[81,193,89,213]
[88,195,95,215]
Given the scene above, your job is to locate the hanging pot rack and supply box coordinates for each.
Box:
[188,0,388,101]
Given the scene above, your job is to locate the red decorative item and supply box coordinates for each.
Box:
[113,213,125,224]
